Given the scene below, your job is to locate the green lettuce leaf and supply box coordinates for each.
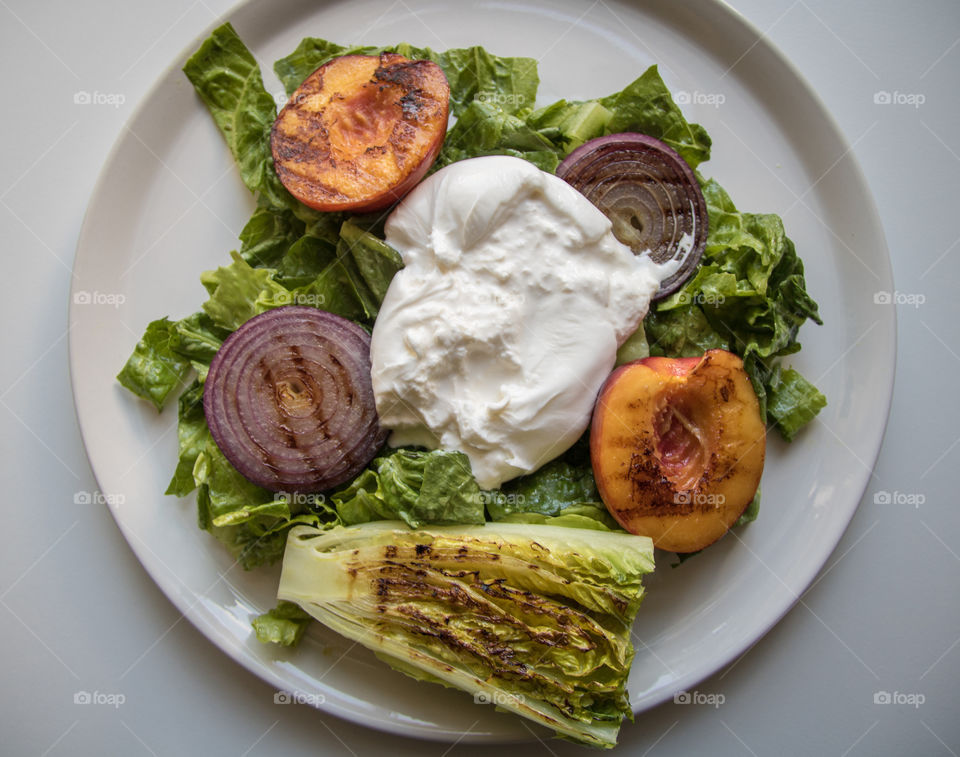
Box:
[643,303,731,356]
[431,45,538,117]
[169,311,230,374]
[330,236,380,320]
[494,504,622,532]
[117,309,231,411]
[192,438,340,569]
[485,450,624,531]
[199,245,376,327]
[263,252,373,322]
[435,100,560,172]
[524,99,612,152]
[267,234,339,288]
[252,601,313,646]
[615,323,650,365]
[527,65,711,167]
[200,251,288,331]
[165,380,210,496]
[645,178,825,438]
[193,437,275,518]
[238,206,306,268]
[735,487,762,527]
[182,23,291,209]
[764,365,828,441]
[337,220,404,303]
[667,179,822,357]
[600,67,712,168]
[432,100,560,173]
[489,460,600,519]
[330,448,485,529]
[194,485,289,569]
[116,318,192,411]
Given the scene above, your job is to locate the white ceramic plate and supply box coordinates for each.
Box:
[69,0,895,744]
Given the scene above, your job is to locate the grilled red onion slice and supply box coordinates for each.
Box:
[556,133,707,299]
[204,306,386,493]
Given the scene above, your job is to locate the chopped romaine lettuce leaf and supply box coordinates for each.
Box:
[182,23,291,210]
[494,504,622,531]
[116,317,191,411]
[643,303,731,356]
[527,99,613,152]
[489,460,600,519]
[168,312,229,370]
[193,437,275,519]
[765,365,828,441]
[645,178,825,438]
[600,67,712,168]
[330,448,485,529]
[434,100,560,171]
[200,251,288,331]
[165,380,209,496]
[193,438,340,569]
[338,220,404,303]
[238,207,305,268]
[269,251,374,322]
[252,600,313,646]
[266,235,338,289]
[616,323,651,365]
[528,65,712,168]
[427,45,538,117]
[735,486,762,527]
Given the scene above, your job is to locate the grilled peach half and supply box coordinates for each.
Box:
[591,349,765,553]
[271,53,449,213]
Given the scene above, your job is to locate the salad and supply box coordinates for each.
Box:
[116,23,826,748]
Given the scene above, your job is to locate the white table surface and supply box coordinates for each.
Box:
[2,0,957,754]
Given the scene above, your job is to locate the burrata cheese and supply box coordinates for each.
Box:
[369,155,674,489]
